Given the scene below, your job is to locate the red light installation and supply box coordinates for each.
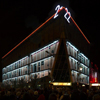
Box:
[90,67,98,83]
[2,6,90,59]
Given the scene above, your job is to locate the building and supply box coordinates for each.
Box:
[90,62,100,87]
[2,5,90,86]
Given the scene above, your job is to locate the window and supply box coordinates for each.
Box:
[84,67,85,74]
[17,62,19,68]
[69,47,71,55]
[30,65,32,73]
[38,62,40,66]
[19,61,20,67]
[74,62,76,70]
[51,50,54,54]
[41,61,44,65]
[49,46,51,49]
[74,52,76,58]
[86,77,88,83]
[34,64,37,72]
[38,62,40,71]
[15,63,17,69]
[38,66,40,71]
[71,59,73,69]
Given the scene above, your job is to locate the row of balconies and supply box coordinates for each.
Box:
[2,67,50,80]
[2,55,52,74]
[3,71,28,80]
[71,67,89,76]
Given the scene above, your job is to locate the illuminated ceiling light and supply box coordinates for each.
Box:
[79,67,82,71]
[59,83,63,85]
[53,83,58,85]
[82,84,85,87]
[52,82,71,86]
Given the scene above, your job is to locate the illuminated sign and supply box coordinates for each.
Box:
[91,83,100,86]
[54,5,71,23]
[52,82,71,86]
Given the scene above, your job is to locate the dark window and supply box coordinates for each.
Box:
[31,55,34,62]
[41,61,44,65]
[15,63,17,69]
[84,67,85,73]
[71,59,73,69]
[38,62,40,66]
[19,69,20,75]
[74,52,76,58]
[19,61,20,66]
[34,64,36,72]
[87,68,88,75]
[38,66,40,71]
[75,62,76,70]
[51,50,54,53]
[10,66,12,71]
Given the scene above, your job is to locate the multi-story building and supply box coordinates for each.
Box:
[2,5,90,86]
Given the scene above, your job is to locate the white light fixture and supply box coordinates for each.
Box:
[52,82,71,86]
[79,67,82,71]
[82,84,85,87]
[91,83,100,86]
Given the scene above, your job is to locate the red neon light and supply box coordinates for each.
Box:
[2,7,90,59]
[70,17,90,44]
[95,64,98,70]
[2,14,55,59]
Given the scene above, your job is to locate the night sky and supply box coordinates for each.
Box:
[0,0,100,81]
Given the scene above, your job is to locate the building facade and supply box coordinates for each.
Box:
[2,5,90,86]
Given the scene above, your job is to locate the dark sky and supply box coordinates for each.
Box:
[0,0,100,81]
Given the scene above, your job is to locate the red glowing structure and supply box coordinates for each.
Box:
[90,62,98,83]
